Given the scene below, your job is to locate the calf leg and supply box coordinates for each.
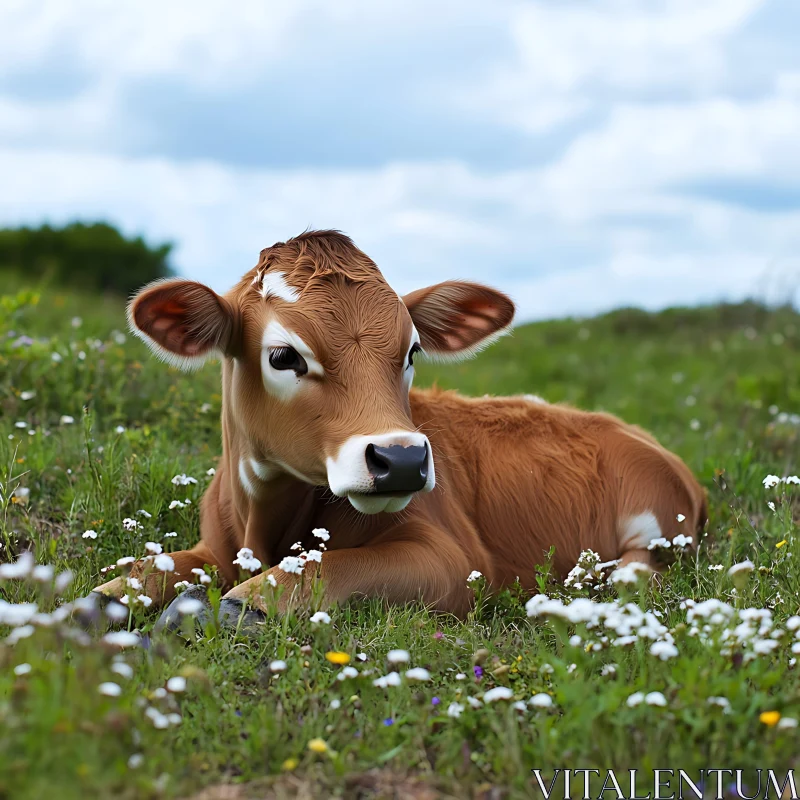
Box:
[92,541,226,609]
[223,523,479,618]
[617,548,656,569]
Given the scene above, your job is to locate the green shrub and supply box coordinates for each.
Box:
[0,222,173,297]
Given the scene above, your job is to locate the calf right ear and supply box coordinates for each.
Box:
[128,279,238,370]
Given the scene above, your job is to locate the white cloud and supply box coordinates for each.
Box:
[0,0,798,321]
[455,0,765,132]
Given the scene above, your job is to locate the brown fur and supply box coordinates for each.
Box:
[95,231,707,617]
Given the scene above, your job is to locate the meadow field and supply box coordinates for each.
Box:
[0,281,799,799]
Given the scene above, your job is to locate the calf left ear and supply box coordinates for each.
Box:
[403,281,514,360]
[128,278,238,370]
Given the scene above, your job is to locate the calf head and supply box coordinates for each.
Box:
[129,231,514,514]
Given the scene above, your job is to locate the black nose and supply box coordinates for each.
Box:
[365,443,429,493]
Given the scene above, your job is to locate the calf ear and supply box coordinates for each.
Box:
[403,281,514,361]
[128,279,238,370]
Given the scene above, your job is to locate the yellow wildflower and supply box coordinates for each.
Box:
[325,651,350,665]
[760,711,781,727]
[307,738,329,754]
[282,758,298,771]
[776,540,788,549]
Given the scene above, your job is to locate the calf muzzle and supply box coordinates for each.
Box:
[365,442,429,493]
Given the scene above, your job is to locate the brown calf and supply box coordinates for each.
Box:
[93,230,706,622]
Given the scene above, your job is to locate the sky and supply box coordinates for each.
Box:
[1,0,799,321]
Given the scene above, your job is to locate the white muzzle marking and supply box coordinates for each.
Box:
[326,430,435,514]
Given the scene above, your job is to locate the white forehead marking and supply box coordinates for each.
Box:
[260,271,300,303]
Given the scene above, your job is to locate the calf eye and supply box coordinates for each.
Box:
[407,342,422,369]
[269,346,308,376]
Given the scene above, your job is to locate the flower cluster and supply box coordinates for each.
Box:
[564,550,620,590]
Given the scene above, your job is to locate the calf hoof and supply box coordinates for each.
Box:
[154,585,213,637]
[72,592,128,630]
[218,597,267,637]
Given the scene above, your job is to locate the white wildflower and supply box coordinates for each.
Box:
[166,676,187,693]
[645,692,667,707]
[467,696,483,709]
[32,565,54,582]
[405,668,431,681]
[14,663,32,676]
[168,500,186,510]
[6,625,35,644]
[707,697,731,712]
[176,597,205,615]
[98,682,122,697]
[373,672,402,688]
[529,693,554,708]
[102,631,141,648]
[610,562,652,585]
[0,552,34,579]
[447,702,464,718]
[60,415,75,425]
[233,548,262,572]
[387,649,410,664]
[54,570,73,593]
[304,549,323,563]
[728,560,755,577]
[312,528,330,542]
[650,641,679,661]
[483,687,513,703]
[278,556,304,574]
[337,666,358,680]
[154,554,175,573]
[122,518,140,531]
[647,537,672,551]
[269,660,287,673]
[171,474,198,486]
[763,475,781,489]
[310,611,331,625]
[627,692,645,708]
[778,717,799,729]
[145,707,169,729]
[82,529,98,539]
[676,513,686,523]
[467,570,483,583]
[672,534,693,550]
[111,662,134,679]
[145,541,163,555]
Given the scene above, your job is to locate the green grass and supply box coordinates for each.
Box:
[1,280,799,799]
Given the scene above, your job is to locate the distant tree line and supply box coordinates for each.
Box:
[0,222,173,296]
